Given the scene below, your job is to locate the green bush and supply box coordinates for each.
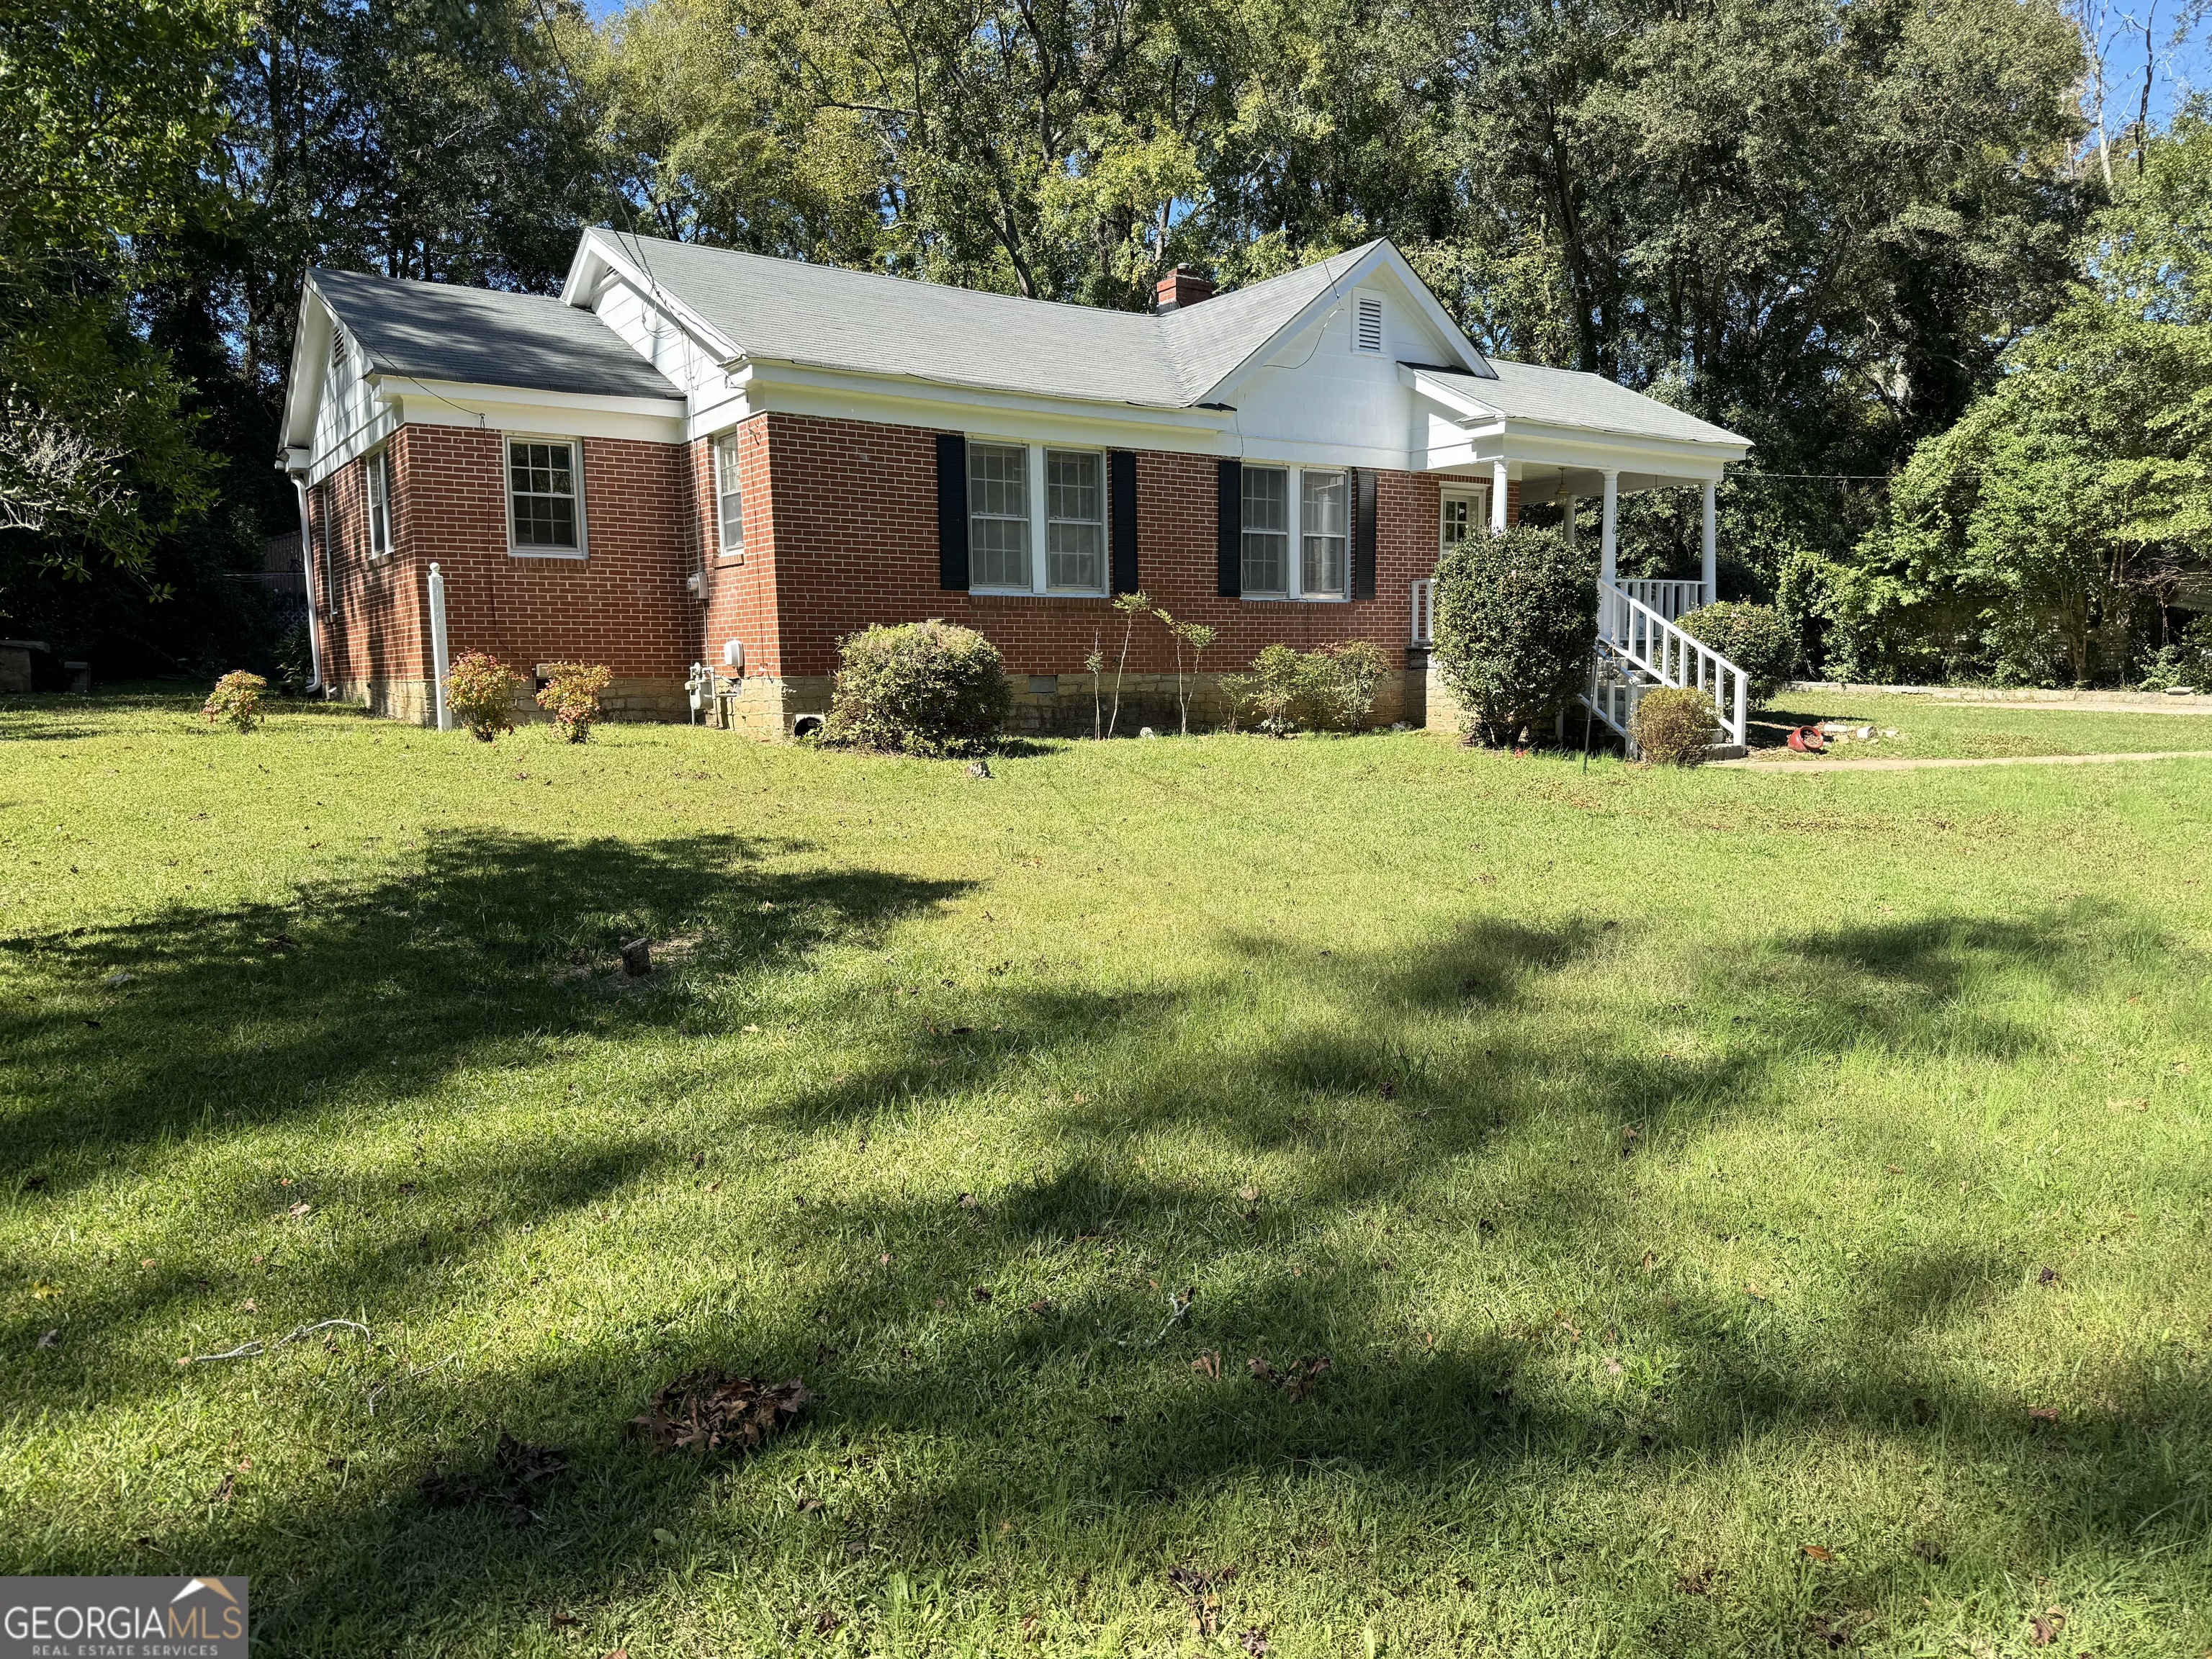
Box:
[1431,525,1594,747]
[274,623,313,696]
[1631,685,1717,764]
[446,649,526,742]
[1677,601,1797,706]
[202,670,267,733]
[1221,639,1393,734]
[822,620,1010,756]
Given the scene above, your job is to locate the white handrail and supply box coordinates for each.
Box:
[1410,578,1435,647]
[1597,579,1747,748]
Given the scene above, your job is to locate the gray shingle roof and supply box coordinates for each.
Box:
[313,269,683,402]
[598,234,1467,408]
[1419,361,1746,447]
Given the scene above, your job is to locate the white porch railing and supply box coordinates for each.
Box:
[1619,579,1709,622]
[1410,577,1435,647]
[1589,579,1747,750]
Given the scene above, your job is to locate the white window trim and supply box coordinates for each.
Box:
[1352,289,1385,355]
[1241,462,1352,603]
[503,433,588,560]
[366,446,392,559]
[1439,485,1488,555]
[713,431,745,561]
[966,437,1110,598]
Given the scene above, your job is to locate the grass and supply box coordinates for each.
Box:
[4,690,2211,1658]
[1748,693,2212,760]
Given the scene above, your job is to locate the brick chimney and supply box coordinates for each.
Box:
[1154,266,1215,314]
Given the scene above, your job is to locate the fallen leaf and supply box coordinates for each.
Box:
[1745,1282,1767,1301]
[1800,1545,1834,1561]
[972,1286,992,1303]
[36,1328,59,1349]
[1910,1539,1945,1564]
[2029,1609,2066,1645]
[1238,1631,1269,1655]
[1606,1358,1624,1375]
[796,1496,824,1514]
[2028,1406,2061,1426]
[208,1474,235,1504]
[1018,1615,1041,1640]
[287,1202,312,1219]
[2038,1266,2058,1285]
[630,1372,811,1458]
[958,1192,979,1209]
[1640,1251,1657,1272]
[550,1612,582,1629]
[397,1182,416,1197]
[1676,1567,1713,1595]
[1192,1350,1222,1380]
[814,1611,842,1635]
[1027,1298,1051,1315]
[1236,1184,1259,1202]
[1884,1162,1904,1173]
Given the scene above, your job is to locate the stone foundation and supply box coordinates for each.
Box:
[336,675,689,727]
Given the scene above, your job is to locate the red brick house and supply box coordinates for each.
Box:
[278,233,1751,739]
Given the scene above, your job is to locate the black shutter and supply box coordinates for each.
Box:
[1110,450,1138,594]
[1215,458,1242,597]
[935,433,969,590]
[1352,467,1377,600]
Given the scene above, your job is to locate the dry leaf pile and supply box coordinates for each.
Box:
[418,1432,570,1527]
[1247,1354,1331,1401]
[1166,1565,1236,1636]
[631,1370,811,1456]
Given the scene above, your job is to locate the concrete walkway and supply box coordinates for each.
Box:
[1720,749,2212,773]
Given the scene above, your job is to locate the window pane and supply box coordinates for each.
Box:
[1046,450,1102,590]
[1242,466,1287,532]
[1048,520,1102,590]
[510,440,579,549]
[1302,470,1347,597]
[1241,531,1287,595]
[1047,450,1100,524]
[716,437,743,554]
[369,452,389,554]
[1441,496,1471,549]
[1302,531,1346,596]
[1302,470,1346,536]
[968,443,1030,587]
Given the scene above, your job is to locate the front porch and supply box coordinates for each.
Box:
[1401,361,1755,752]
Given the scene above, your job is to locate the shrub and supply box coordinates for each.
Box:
[1222,639,1393,734]
[203,670,268,733]
[535,661,613,742]
[1631,685,1717,765]
[1222,643,1305,734]
[1431,525,1595,747]
[446,649,525,742]
[1677,601,1797,707]
[821,620,1010,756]
[274,623,313,696]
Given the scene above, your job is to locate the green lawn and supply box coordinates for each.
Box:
[4,692,2210,1657]
[1750,692,2212,760]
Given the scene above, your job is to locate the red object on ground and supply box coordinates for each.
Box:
[1786,727,1827,752]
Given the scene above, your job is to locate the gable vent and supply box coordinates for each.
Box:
[331,325,349,370]
[1352,292,1384,354]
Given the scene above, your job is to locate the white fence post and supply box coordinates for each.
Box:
[427,561,452,732]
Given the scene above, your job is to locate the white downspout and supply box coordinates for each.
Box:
[291,475,325,692]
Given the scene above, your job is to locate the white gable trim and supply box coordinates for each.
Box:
[563,229,740,364]
[1197,240,1493,406]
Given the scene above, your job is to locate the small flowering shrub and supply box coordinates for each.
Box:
[446,649,525,742]
[1222,640,1392,734]
[535,662,613,742]
[203,670,269,733]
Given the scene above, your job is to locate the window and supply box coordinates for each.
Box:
[508,439,582,554]
[714,434,745,558]
[1301,469,1348,597]
[968,443,1030,588]
[1352,291,1384,354]
[1439,493,1478,554]
[1046,449,1104,590]
[367,448,392,557]
[1241,466,1290,595]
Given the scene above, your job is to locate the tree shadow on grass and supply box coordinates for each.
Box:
[8,892,2206,1647]
[0,827,972,1164]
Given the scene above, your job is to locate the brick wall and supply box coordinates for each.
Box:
[312,425,702,722]
[747,410,1503,683]
[315,405,1512,734]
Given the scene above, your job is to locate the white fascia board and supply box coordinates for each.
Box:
[742,361,1233,451]
[278,279,336,455]
[1492,421,1748,480]
[565,229,739,361]
[369,375,687,423]
[1202,240,1493,408]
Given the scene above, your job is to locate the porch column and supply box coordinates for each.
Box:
[1563,496,1578,550]
[1600,469,1619,584]
[1490,459,1510,534]
[1700,480,1717,602]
